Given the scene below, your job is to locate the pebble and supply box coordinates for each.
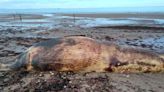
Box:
[36,80,40,83]
[69,81,72,84]
[3,78,10,82]
[64,85,67,88]
[0,73,4,77]
[49,71,54,75]
[39,73,43,77]
[126,75,130,78]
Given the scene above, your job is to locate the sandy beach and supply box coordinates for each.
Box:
[0,12,164,92]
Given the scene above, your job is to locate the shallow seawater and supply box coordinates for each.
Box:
[0,19,54,27]
[0,14,164,28]
[119,37,164,54]
[132,37,164,48]
[57,16,164,28]
[128,18,164,25]
[76,18,138,27]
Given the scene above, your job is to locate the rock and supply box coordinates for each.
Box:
[3,78,10,82]
[50,71,54,76]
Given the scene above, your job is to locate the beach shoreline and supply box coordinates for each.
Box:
[0,12,164,92]
[62,12,164,19]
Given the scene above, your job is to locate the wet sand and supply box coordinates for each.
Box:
[0,13,164,92]
[64,13,164,19]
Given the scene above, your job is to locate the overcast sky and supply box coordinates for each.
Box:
[0,0,164,9]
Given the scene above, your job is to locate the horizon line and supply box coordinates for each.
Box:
[0,6,164,10]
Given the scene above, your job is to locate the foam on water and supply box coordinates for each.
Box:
[156,19,164,24]
[128,18,164,25]
[55,16,164,28]
[76,18,138,27]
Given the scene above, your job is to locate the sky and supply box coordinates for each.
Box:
[0,0,164,9]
